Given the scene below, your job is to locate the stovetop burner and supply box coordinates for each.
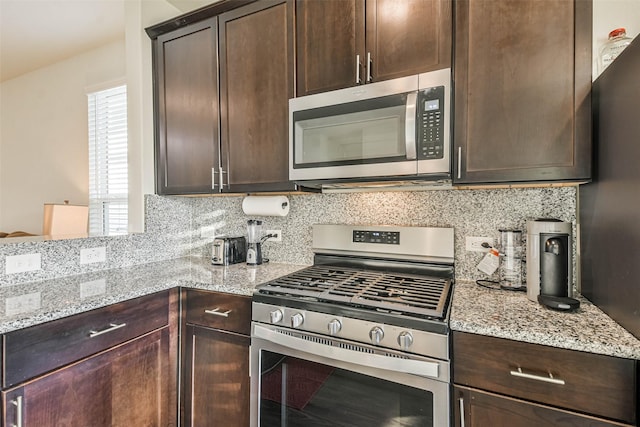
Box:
[256,264,451,318]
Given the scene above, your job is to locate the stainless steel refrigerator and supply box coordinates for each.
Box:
[580,35,640,339]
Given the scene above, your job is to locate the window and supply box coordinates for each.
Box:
[87,85,128,235]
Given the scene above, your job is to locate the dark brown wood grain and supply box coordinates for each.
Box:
[185,289,251,335]
[3,290,169,388]
[365,0,452,82]
[453,332,637,425]
[183,325,251,427]
[3,329,171,427]
[154,18,220,195]
[453,0,592,184]
[295,0,365,95]
[218,0,295,192]
[454,386,632,427]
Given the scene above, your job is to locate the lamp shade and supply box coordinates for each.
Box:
[43,203,89,236]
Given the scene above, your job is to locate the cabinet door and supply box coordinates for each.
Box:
[366,0,452,82]
[454,386,632,427]
[3,329,172,427]
[154,18,219,195]
[219,0,296,193]
[295,0,365,95]
[183,325,250,427]
[453,0,592,184]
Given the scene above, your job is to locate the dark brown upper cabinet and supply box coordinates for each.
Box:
[295,0,452,96]
[149,0,295,195]
[218,0,296,192]
[154,18,220,195]
[453,0,592,185]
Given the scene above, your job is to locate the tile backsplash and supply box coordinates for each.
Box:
[0,187,576,286]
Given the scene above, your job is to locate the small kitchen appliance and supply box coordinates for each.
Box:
[247,220,264,265]
[526,219,579,310]
[250,224,455,426]
[211,236,246,266]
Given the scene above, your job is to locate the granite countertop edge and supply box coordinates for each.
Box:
[0,259,638,361]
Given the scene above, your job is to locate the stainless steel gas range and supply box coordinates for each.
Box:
[250,224,455,427]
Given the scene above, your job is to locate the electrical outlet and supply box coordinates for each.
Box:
[6,292,41,316]
[80,278,107,299]
[465,236,495,252]
[265,229,282,242]
[5,253,42,274]
[80,247,106,264]
[200,225,216,238]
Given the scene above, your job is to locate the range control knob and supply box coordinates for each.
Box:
[291,312,304,328]
[327,319,342,335]
[369,326,384,345]
[269,309,284,324]
[397,331,414,349]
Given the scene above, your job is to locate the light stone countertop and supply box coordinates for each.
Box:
[1,259,638,361]
[0,257,307,334]
[450,281,640,360]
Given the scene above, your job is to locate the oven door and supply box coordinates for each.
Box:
[250,323,450,427]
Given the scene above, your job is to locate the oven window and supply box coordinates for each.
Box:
[259,351,434,427]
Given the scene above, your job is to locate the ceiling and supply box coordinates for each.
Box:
[0,0,215,83]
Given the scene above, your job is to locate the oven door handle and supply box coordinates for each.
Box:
[253,324,440,379]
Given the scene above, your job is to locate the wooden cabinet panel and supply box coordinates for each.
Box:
[295,0,365,95]
[183,325,250,427]
[365,0,451,82]
[453,332,637,425]
[3,290,169,388]
[454,386,632,427]
[3,329,171,427]
[219,0,296,192]
[154,18,220,195]
[295,0,451,96]
[453,0,592,184]
[185,289,251,335]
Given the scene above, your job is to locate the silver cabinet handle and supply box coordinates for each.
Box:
[89,322,127,338]
[211,168,217,190]
[11,395,23,427]
[366,52,372,83]
[355,54,362,84]
[510,367,566,385]
[457,147,462,179]
[404,92,417,160]
[205,308,232,317]
[458,397,465,427]
[219,168,226,191]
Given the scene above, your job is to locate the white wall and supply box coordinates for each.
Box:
[593,0,640,79]
[0,40,126,234]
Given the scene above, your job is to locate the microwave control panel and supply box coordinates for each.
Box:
[417,86,445,159]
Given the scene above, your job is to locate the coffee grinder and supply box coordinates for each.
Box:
[526,219,580,310]
[246,219,264,265]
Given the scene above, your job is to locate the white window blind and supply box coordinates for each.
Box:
[88,85,128,235]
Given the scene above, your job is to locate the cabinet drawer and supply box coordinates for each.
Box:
[185,289,251,335]
[3,290,169,388]
[453,332,637,424]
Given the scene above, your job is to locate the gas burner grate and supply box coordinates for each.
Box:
[257,265,451,318]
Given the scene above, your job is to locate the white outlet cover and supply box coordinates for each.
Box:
[80,247,107,264]
[80,278,107,299]
[5,253,42,274]
[6,292,42,316]
[200,225,216,239]
[265,230,282,242]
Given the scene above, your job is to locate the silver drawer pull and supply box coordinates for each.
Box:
[205,308,232,317]
[12,395,23,427]
[510,367,565,385]
[89,322,127,338]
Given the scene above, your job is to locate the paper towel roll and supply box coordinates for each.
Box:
[242,196,290,217]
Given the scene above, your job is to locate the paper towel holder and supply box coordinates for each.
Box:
[242,195,290,217]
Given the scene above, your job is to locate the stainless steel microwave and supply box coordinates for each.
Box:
[289,68,451,190]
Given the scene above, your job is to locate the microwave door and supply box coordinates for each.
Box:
[290,93,418,181]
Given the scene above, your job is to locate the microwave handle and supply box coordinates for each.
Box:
[405,92,417,160]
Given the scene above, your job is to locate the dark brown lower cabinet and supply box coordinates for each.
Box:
[183,324,250,427]
[454,386,633,427]
[2,328,171,427]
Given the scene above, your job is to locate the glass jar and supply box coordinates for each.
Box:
[600,28,632,73]
[498,229,523,290]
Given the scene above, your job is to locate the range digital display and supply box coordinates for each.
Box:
[353,230,400,244]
